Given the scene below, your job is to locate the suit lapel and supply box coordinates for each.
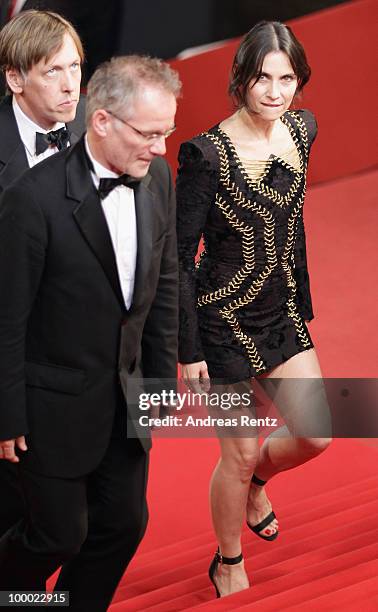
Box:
[67,137,126,311]
[130,179,155,310]
[0,142,29,191]
[66,136,157,313]
[0,96,29,191]
[0,94,86,191]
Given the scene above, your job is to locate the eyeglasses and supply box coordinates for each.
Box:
[106,110,176,142]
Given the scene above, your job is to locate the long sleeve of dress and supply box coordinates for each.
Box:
[293,109,318,321]
[176,141,218,363]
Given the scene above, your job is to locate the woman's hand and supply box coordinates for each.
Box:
[180,361,210,393]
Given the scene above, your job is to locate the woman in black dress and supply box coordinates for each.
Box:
[176,21,331,598]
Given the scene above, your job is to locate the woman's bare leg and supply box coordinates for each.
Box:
[247,349,332,526]
[209,436,259,596]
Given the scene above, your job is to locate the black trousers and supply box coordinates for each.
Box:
[0,435,149,611]
[0,461,25,536]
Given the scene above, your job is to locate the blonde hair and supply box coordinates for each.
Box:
[0,10,84,77]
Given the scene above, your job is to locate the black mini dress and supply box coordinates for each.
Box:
[177,109,318,383]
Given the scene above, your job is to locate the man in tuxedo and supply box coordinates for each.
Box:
[0,54,180,609]
[0,10,85,193]
[0,9,85,536]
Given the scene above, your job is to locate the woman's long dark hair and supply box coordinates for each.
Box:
[229,21,311,108]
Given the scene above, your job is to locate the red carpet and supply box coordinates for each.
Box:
[108,442,378,611]
[304,169,378,378]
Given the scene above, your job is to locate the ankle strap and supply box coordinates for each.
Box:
[251,473,267,486]
[216,549,243,565]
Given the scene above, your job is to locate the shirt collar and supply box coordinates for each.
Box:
[84,134,120,188]
[12,97,65,156]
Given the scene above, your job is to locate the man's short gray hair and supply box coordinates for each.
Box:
[85,55,182,126]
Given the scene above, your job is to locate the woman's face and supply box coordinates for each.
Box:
[246,50,298,120]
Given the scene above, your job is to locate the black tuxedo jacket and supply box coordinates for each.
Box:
[0,136,178,477]
[0,94,86,194]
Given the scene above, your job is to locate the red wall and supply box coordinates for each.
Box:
[167,0,378,184]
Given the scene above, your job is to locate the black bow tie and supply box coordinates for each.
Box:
[35,127,70,155]
[98,175,140,199]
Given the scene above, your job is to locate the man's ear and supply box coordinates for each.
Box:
[5,68,25,94]
[91,109,110,138]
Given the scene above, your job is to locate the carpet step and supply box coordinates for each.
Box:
[127,475,378,572]
[148,554,378,611]
[122,477,378,584]
[280,575,378,612]
[109,532,378,610]
[217,559,378,612]
[112,488,378,600]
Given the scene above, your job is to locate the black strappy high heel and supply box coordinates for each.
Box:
[246,473,279,541]
[208,547,244,598]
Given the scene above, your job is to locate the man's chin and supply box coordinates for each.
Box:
[57,104,78,124]
[131,161,152,178]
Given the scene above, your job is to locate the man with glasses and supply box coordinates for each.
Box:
[0,55,180,609]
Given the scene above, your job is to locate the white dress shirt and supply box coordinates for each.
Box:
[12,97,67,168]
[85,136,137,310]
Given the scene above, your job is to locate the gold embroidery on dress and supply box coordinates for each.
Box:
[218,112,305,208]
[239,145,301,181]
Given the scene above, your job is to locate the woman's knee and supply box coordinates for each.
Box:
[297,436,332,456]
[220,443,260,482]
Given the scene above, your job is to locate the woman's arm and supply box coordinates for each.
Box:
[293,109,319,321]
[176,140,218,371]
